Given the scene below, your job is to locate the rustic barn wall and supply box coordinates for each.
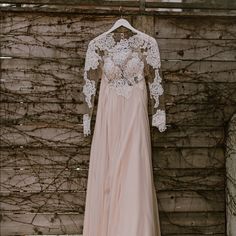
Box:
[0,5,236,236]
[226,113,236,236]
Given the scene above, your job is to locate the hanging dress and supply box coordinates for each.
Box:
[81,29,167,236]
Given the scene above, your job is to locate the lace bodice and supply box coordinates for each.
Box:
[103,49,145,98]
[82,31,167,136]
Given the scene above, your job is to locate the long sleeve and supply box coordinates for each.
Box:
[82,39,102,137]
[144,37,167,132]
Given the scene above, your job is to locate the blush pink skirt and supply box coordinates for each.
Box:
[82,76,162,236]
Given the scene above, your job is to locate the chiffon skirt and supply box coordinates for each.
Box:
[82,77,162,236]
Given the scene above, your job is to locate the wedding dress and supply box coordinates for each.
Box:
[81,27,167,236]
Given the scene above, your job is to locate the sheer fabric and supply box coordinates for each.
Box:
[81,30,166,236]
[82,31,166,136]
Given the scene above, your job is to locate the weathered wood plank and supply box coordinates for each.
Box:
[1,35,235,60]
[0,126,225,147]
[2,58,236,83]
[1,57,83,70]
[1,13,236,39]
[164,82,236,105]
[0,103,84,125]
[157,190,225,212]
[152,126,224,148]
[1,102,235,127]
[154,168,225,191]
[153,147,225,169]
[158,235,224,236]
[154,16,236,39]
[1,6,236,17]
[1,1,236,18]
[166,103,236,127]
[0,190,224,213]
[226,114,236,235]
[1,35,88,59]
[0,14,121,37]
[160,212,225,234]
[162,60,236,83]
[0,125,86,147]
[0,168,225,192]
[0,213,84,235]
[0,147,225,169]
[0,167,87,192]
[158,38,236,61]
[0,147,89,168]
[0,191,86,213]
[2,76,236,104]
[1,0,236,10]
[0,212,225,235]
[0,69,87,103]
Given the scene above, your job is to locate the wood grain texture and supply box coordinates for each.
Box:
[1,8,235,236]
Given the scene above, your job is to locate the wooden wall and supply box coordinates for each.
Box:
[1,6,236,236]
[226,114,236,236]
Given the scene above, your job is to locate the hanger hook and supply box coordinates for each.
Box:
[119,5,123,18]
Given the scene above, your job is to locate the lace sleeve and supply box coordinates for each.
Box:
[82,39,102,137]
[144,37,167,132]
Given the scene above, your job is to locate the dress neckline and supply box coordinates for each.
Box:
[107,31,140,48]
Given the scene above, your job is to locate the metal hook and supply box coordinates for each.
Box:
[119,5,123,18]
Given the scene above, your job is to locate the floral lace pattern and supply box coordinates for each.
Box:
[82,31,166,136]
[148,69,164,108]
[152,109,167,132]
[103,50,145,98]
[83,78,96,108]
[83,114,91,136]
